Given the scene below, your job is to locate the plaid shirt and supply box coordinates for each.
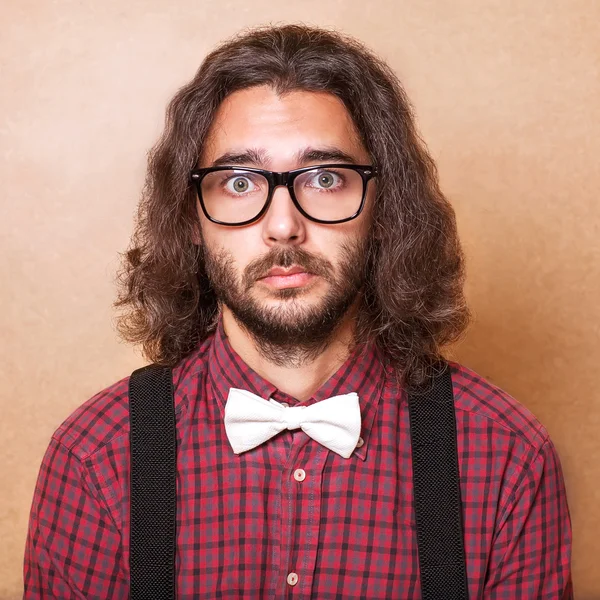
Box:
[24,318,573,598]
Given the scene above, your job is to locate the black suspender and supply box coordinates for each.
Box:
[128,361,468,599]
[129,365,177,600]
[407,364,469,599]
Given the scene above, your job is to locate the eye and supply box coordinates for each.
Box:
[305,170,345,191]
[225,176,255,194]
[316,171,337,188]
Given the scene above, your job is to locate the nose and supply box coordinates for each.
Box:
[261,184,307,246]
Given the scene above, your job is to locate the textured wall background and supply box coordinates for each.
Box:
[2,1,598,597]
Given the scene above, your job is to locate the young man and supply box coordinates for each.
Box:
[24,25,573,598]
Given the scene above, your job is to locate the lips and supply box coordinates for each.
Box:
[257,265,315,290]
[262,266,308,278]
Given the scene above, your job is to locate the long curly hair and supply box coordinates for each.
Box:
[114,24,470,389]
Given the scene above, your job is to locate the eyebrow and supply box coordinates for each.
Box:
[210,146,360,168]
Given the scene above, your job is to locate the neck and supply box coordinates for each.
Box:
[221,305,358,402]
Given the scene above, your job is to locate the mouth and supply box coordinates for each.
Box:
[258,265,315,289]
[262,266,308,278]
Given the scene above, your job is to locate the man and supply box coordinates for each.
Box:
[24,24,572,598]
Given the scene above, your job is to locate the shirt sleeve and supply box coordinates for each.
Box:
[23,436,127,599]
[484,437,574,599]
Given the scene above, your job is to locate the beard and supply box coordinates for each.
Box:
[202,239,368,367]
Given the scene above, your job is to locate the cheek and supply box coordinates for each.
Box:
[201,225,258,270]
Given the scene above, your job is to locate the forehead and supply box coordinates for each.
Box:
[201,86,366,165]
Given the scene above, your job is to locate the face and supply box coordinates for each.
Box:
[196,85,376,359]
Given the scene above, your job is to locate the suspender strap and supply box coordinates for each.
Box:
[408,363,469,600]
[129,364,177,600]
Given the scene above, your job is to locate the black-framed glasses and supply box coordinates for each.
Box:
[189,164,377,226]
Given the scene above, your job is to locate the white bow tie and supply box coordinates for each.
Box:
[224,388,362,458]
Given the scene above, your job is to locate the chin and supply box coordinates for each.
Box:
[258,287,323,305]
[258,278,323,300]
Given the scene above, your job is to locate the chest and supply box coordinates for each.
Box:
[172,401,426,599]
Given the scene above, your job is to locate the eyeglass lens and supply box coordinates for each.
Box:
[199,167,365,224]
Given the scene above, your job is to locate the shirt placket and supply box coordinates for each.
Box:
[276,432,328,599]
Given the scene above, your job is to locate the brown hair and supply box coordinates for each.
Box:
[114,24,470,388]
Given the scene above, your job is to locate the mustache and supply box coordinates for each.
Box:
[243,247,333,289]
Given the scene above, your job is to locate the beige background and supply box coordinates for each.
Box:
[2,1,598,598]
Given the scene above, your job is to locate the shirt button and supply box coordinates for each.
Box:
[287,572,299,586]
[279,402,289,407]
[356,437,365,448]
[293,468,306,482]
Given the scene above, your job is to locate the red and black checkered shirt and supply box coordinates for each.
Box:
[24,318,573,598]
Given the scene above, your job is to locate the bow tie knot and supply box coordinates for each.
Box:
[224,388,362,458]
[281,405,306,430]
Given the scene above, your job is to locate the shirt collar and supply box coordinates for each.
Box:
[206,315,387,460]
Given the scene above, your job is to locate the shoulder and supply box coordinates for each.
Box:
[446,362,568,514]
[51,337,213,462]
[448,361,549,453]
